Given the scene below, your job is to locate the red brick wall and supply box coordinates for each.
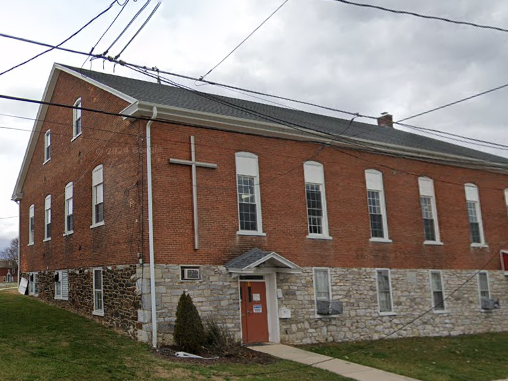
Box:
[149,122,508,270]
[20,70,508,274]
[20,71,144,272]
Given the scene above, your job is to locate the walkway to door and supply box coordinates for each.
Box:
[250,344,420,381]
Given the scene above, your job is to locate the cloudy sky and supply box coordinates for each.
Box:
[1,0,508,251]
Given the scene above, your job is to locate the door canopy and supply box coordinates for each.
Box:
[225,248,302,276]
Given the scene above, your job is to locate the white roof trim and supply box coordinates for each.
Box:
[227,251,302,274]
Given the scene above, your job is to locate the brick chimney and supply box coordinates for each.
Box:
[377,112,393,128]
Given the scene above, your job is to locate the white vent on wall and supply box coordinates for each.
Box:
[182,267,201,280]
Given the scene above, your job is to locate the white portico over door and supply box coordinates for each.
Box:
[225,248,302,343]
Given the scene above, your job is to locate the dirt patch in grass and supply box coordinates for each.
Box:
[157,345,277,366]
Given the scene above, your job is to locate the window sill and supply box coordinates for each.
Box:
[471,243,489,248]
[313,314,339,319]
[54,296,68,301]
[43,158,50,165]
[424,241,443,246]
[90,221,105,229]
[93,310,105,317]
[370,238,393,243]
[479,309,495,313]
[27,243,34,247]
[379,311,396,316]
[63,231,74,237]
[237,231,266,237]
[432,309,449,314]
[71,132,82,142]
[307,234,333,240]
[43,238,51,243]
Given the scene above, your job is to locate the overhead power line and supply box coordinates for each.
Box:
[0,1,117,77]
[331,0,508,34]
[1,31,508,155]
[200,0,291,81]
[396,82,508,123]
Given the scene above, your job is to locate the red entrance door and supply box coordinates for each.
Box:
[240,281,269,343]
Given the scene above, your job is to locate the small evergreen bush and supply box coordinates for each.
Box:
[173,292,205,353]
[205,318,240,357]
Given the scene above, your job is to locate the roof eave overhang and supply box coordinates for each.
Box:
[226,252,303,276]
[122,101,508,173]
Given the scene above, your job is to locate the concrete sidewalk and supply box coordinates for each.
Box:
[250,343,420,381]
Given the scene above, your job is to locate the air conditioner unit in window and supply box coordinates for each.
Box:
[317,300,344,315]
[481,297,500,310]
[183,268,200,280]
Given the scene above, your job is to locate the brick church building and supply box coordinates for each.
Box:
[13,63,508,346]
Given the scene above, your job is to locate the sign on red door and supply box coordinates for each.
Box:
[240,281,269,343]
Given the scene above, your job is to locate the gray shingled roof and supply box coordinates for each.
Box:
[225,248,273,269]
[63,65,508,165]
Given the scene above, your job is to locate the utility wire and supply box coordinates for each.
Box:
[0,30,507,155]
[114,1,161,59]
[102,0,151,56]
[0,1,117,77]
[81,0,131,67]
[396,82,508,123]
[331,0,508,34]
[200,0,291,81]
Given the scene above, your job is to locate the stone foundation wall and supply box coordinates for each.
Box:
[136,265,241,345]
[278,268,508,344]
[22,264,141,339]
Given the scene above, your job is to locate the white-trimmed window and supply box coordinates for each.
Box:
[376,269,393,313]
[92,165,104,226]
[430,270,446,311]
[73,98,82,138]
[54,270,69,300]
[93,268,104,316]
[65,182,74,234]
[44,195,51,241]
[304,162,330,238]
[235,152,263,234]
[478,271,490,306]
[504,189,508,220]
[365,170,390,241]
[313,268,331,313]
[44,130,51,163]
[28,204,34,245]
[465,184,485,246]
[418,177,441,244]
[29,272,38,295]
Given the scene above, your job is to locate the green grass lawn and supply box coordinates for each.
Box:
[302,333,508,381]
[0,291,350,381]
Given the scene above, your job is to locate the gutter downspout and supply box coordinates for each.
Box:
[146,106,158,348]
[16,200,20,285]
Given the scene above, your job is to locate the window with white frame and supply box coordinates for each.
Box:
[44,195,51,240]
[464,184,485,245]
[54,270,69,300]
[478,271,490,303]
[235,152,263,234]
[365,170,390,241]
[29,272,38,295]
[430,271,445,311]
[92,165,104,226]
[376,269,393,313]
[504,189,508,221]
[28,204,34,245]
[304,162,330,237]
[93,268,104,315]
[314,268,332,315]
[65,182,74,234]
[44,130,51,162]
[418,177,441,243]
[73,98,82,138]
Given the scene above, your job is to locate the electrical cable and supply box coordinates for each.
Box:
[102,0,151,56]
[331,0,508,34]
[0,1,117,77]
[113,1,161,59]
[200,0,291,81]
